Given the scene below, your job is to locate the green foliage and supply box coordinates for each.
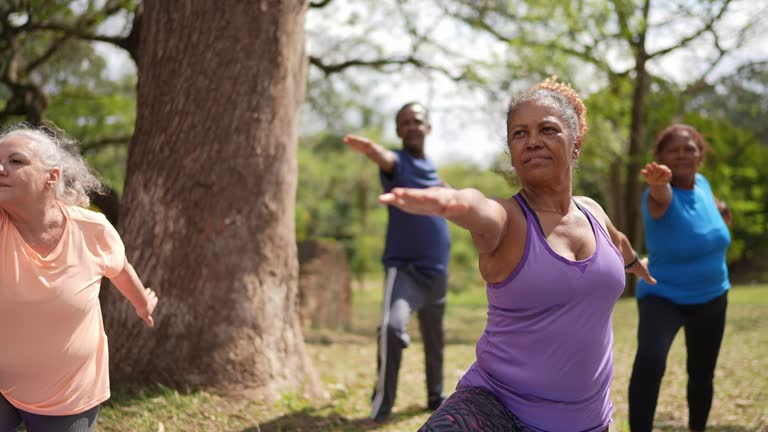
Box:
[688,62,768,146]
[45,75,136,194]
[297,131,390,280]
[0,1,138,195]
[686,115,768,262]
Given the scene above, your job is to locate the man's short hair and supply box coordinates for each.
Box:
[396,102,429,124]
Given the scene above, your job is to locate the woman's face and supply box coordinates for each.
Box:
[656,131,702,179]
[507,100,577,186]
[0,136,52,207]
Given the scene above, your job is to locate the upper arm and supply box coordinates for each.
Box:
[468,197,509,254]
[96,217,127,277]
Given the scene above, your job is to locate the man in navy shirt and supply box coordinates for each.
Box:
[344,102,451,422]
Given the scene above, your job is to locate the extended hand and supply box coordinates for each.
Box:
[379,187,469,218]
[343,135,375,154]
[627,257,656,285]
[640,162,672,186]
[135,288,158,328]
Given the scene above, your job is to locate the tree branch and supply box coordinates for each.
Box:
[648,0,733,59]
[608,0,634,44]
[21,0,138,58]
[310,0,333,8]
[25,23,130,48]
[308,55,466,81]
[24,33,73,74]
[465,14,618,77]
[81,134,133,153]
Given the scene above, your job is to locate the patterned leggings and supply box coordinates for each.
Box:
[418,387,530,432]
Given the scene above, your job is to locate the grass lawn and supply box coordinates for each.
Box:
[96,284,768,431]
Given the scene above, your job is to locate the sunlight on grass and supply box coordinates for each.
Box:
[97,285,768,431]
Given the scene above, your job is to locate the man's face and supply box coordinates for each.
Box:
[396,105,431,152]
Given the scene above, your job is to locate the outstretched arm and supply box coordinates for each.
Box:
[576,197,656,285]
[109,260,158,328]
[379,187,508,254]
[641,162,673,219]
[343,135,397,173]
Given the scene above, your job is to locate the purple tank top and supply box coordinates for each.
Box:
[458,194,625,432]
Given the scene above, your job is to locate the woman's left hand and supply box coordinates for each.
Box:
[135,288,158,328]
[627,257,656,285]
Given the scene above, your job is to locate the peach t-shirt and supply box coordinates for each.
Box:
[0,204,125,415]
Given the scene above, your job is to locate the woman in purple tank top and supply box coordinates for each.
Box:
[379,77,656,432]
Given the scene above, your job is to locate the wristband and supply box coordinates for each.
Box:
[624,250,639,269]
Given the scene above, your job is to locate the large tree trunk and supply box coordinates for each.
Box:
[102,0,320,397]
[622,0,651,296]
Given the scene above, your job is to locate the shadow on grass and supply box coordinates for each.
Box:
[243,404,427,432]
[102,381,204,408]
[102,382,200,408]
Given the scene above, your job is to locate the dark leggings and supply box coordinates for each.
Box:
[628,292,727,432]
[418,387,529,432]
[0,393,100,432]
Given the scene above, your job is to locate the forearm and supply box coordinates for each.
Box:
[363,142,395,172]
[647,183,672,205]
[109,261,151,310]
[616,234,638,267]
[605,222,638,266]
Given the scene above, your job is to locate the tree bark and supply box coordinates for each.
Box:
[622,0,651,296]
[102,0,320,397]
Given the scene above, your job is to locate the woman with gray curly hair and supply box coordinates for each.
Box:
[0,125,158,432]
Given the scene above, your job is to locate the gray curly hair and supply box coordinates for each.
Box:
[0,124,103,207]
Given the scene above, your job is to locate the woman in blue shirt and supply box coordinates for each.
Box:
[629,124,732,432]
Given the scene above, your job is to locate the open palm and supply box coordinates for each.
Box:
[379,187,468,218]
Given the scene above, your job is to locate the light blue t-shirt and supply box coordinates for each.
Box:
[638,173,730,304]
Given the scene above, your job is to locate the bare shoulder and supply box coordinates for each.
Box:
[574,195,611,230]
[574,196,607,218]
[491,195,525,226]
[492,195,528,244]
